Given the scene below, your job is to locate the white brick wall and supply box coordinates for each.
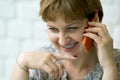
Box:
[0,20,5,36]
[0,1,15,19]
[8,20,32,39]
[0,0,120,79]
[16,1,40,20]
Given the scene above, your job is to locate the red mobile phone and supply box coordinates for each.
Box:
[82,16,97,53]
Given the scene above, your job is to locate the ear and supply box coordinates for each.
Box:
[96,14,100,22]
[95,10,100,22]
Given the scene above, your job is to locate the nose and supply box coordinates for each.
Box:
[58,33,70,46]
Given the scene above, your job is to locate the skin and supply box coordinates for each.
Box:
[10,14,119,80]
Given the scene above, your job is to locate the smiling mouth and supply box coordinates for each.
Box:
[63,42,78,49]
[61,42,79,58]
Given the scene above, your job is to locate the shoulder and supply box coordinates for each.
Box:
[86,63,103,80]
[113,49,120,59]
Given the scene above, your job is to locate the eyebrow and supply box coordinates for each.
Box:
[47,20,82,28]
[64,23,75,27]
[65,21,82,27]
[47,23,71,27]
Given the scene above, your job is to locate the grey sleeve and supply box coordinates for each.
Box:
[114,49,120,74]
[29,69,50,80]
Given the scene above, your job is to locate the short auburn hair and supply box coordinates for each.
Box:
[39,0,103,22]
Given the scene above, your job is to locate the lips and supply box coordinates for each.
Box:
[63,43,74,49]
[62,42,78,50]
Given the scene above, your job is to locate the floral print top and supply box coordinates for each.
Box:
[29,45,120,80]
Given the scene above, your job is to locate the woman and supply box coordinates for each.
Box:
[10,0,120,80]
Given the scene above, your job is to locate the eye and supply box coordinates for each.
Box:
[48,27,59,32]
[67,27,79,32]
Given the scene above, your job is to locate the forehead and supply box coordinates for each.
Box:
[47,16,88,27]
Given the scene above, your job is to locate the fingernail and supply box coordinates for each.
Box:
[70,55,77,59]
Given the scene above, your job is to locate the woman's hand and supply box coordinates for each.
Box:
[83,18,119,80]
[84,21,114,68]
[17,51,75,79]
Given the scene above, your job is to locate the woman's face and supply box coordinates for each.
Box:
[47,16,88,58]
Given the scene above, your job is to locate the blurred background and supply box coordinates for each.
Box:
[0,0,120,79]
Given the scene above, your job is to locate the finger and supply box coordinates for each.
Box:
[53,53,77,60]
[85,23,110,40]
[88,21,109,36]
[47,58,59,79]
[43,64,55,79]
[88,21,102,28]
[55,61,64,79]
[83,32,102,44]
[85,27,105,38]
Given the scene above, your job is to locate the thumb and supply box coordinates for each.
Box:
[54,53,77,60]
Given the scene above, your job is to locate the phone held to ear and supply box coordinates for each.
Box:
[82,15,97,53]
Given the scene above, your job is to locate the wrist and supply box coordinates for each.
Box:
[103,66,119,80]
[17,53,29,73]
[101,57,116,69]
[103,65,117,72]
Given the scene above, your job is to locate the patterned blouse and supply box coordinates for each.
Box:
[29,45,120,80]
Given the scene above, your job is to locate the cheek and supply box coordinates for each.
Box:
[47,32,58,43]
[71,31,84,42]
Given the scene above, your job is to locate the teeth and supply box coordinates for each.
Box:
[64,43,75,49]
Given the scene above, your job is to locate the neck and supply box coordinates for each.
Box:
[64,47,98,79]
[65,48,97,68]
